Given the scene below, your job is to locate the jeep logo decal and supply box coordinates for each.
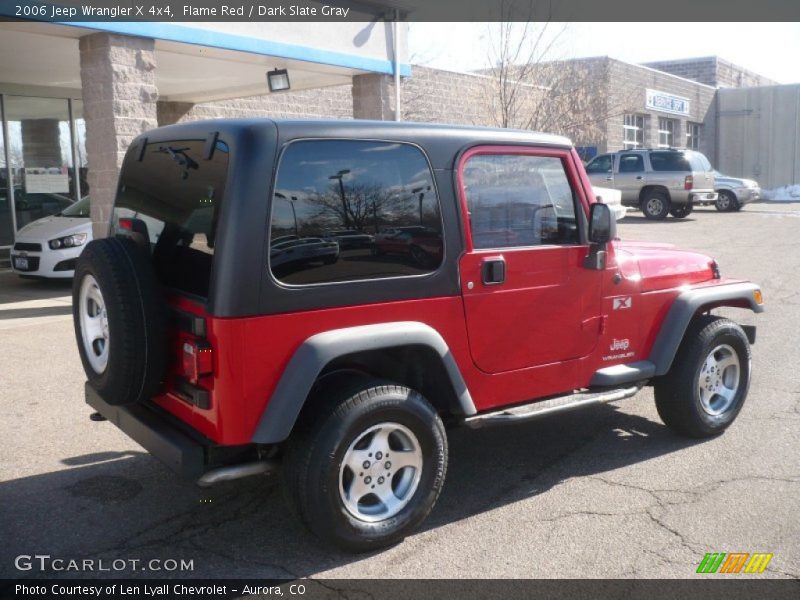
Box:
[609,338,630,351]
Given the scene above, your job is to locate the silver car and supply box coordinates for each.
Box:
[585,149,717,220]
[707,171,760,212]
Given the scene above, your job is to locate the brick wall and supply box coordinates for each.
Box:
[643,57,777,89]
[605,59,717,162]
[158,84,353,126]
[156,61,719,161]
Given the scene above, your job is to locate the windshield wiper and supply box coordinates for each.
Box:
[157,146,199,178]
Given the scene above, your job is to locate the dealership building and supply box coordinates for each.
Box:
[1,17,799,266]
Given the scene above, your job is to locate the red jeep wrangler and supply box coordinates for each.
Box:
[72,120,763,551]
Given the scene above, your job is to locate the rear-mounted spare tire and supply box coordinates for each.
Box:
[72,237,167,406]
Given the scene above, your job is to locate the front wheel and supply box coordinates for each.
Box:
[283,381,448,551]
[715,190,740,212]
[654,316,751,438]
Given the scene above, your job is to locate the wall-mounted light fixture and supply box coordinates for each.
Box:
[267,68,291,92]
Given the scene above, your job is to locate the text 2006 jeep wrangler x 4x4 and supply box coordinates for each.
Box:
[73,119,763,551]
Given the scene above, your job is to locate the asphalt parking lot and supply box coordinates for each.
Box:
[0,202,798,581]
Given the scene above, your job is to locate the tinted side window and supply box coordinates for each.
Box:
[619,154,644,173]
[112,139,229,299]
[650,152,691,172]
[462,154,579,249]
[270,140,442,285]
[586,155,612,174]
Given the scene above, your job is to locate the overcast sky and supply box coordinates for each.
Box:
[408,22,800,84]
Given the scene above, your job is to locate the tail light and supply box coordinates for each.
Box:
[182,339,214,383]
[684,175,694,190]
[118,218,134,230]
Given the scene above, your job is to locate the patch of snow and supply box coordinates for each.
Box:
[762,185,800,201]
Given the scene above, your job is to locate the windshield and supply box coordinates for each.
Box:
[59,196,90,218]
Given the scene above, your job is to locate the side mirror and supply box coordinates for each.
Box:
[588,202,616,245]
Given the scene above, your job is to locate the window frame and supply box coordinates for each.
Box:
[266,137,446,289]
[686,122,700,150]
[623,114,644,149]
[456,145,589,253]
[657,117,675,148]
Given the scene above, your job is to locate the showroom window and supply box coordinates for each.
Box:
[658,118,676,148]
[0,94,83,260]
[270,140,443,285]
[623,114,644,149]
[686,122,701,150]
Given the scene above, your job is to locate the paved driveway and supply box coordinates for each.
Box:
[0,203,798,580]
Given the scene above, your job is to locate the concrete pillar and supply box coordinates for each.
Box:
[352,73,397,121]
[79,33,158,238]
[21,119,63,166]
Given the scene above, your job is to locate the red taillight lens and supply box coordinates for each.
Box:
[118,218,133,231]
[684,175,694,190]
[182,340,213,383]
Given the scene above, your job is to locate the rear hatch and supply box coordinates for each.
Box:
[110,137,230,420]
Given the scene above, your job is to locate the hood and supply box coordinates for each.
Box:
[614,241,716,292]
[716,174,759,188]
[15,214,92,243]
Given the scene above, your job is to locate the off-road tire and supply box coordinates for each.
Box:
[654,315,751,438]
[715,190,740,212]
[641,191,671,220]
[283,379,447,552]
[72,237,166,406]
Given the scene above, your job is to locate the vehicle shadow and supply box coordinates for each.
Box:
[0,403,707,579]
[619,215,697,224]
[0,272,72,305]
[0,305,72,319]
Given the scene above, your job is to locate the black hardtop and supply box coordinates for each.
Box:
[130,118,573,170]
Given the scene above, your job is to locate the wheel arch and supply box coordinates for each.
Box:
[251,322,476,444]
[639,185,671,204]
[649,283,763,376]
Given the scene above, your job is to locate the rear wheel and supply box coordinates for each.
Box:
[669,203,693,218]
[641,191,670,220]
[654,316,751,438]
[715,190,739,212]
[283,380,447,551]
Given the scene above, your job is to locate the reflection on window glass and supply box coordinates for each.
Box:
[619,154,644,173]
[586,155,612,174]
[463,155,579,249]
[111,139,229,299]
[270,140,442,285]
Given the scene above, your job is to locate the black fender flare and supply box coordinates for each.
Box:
[649,282,764,376]
[251,321,476,443]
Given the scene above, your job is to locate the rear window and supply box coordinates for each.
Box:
[111,139,229,299]
[687,151,712,172]
[649,151,691,172]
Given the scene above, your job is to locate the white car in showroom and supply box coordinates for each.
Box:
[11,196,92,278]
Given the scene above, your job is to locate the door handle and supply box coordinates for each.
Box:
[635,175,643,180]
[605,176,613,181]
[481,257,506,285]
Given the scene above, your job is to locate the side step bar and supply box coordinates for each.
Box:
[464,386,641,428]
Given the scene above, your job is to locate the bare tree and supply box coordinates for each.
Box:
[483,2,637,144]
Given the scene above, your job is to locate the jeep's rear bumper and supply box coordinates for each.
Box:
[85,383,213,479]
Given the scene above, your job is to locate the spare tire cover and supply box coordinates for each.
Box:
[72,237,167,406]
